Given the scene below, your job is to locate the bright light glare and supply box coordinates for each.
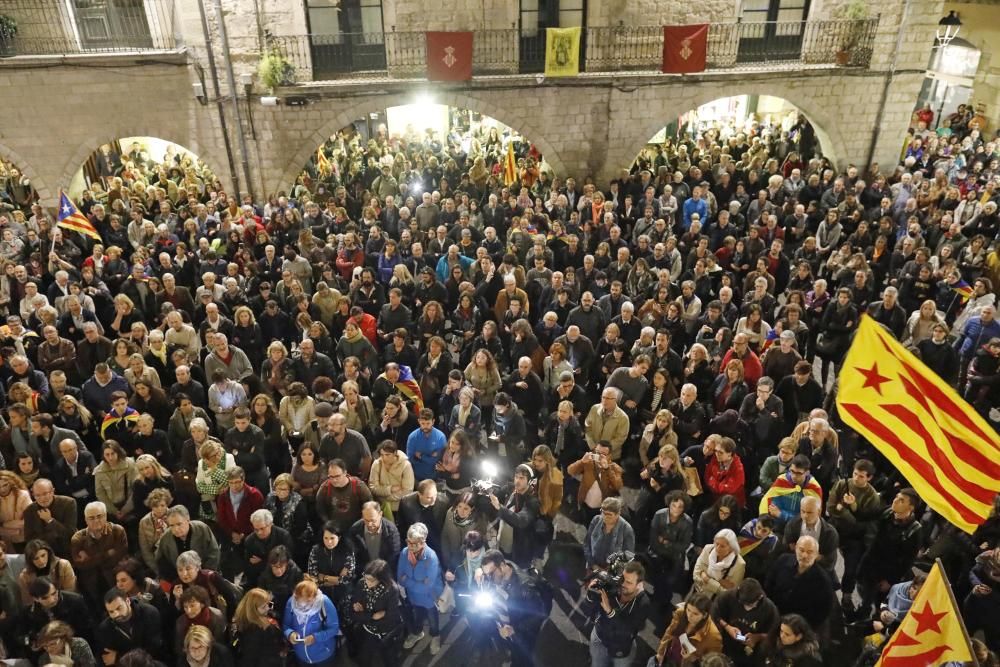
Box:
[481,461,498,478]
[474,591,494,609]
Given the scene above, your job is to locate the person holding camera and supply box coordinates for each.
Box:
[588,559,651,667]
[489,392,528,467]
[489,464,540,568]
[569,441,624,526]
[470,549,549,665]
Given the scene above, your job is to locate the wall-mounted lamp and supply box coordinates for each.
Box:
[260,96,279,106]
[192,82,206,105]
[935,11,961,48]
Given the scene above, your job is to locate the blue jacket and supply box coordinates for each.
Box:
[397,546,444,609]
[282,592,340,664]
[955,316,1000,358]
[435,254,475,283]
[682,197,708,230]
[405,426,447,482]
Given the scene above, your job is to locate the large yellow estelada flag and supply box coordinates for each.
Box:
[836,315,1000,534]
[874,561,972,667]
[544,27,581,77]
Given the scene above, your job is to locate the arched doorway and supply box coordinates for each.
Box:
[630,94,829,177]
[0,158,40,213]
[69,137,219,209]
[288,102,551,210]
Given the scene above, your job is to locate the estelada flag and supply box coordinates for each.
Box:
[503,142,517,187]
[662,24,709,74]
[425,31,473,81]
[874,561,973,667]
[316,146,332,179]
[57,190,102,241]
[836,316,1000,533]
[544,27,581,78]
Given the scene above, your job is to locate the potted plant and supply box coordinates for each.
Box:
[833,0,871,65]
[257,49,295,91]
[0,15,17,58]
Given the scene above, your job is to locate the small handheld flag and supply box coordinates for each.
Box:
[503,142,517,187]
[57,190,102,241]
[874,560,974,667]
[952,279,973,303]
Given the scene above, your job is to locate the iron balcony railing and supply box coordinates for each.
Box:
[271,17,879,83]
[0,0,176,56]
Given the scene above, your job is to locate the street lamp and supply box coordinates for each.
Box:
[935,11,961,48]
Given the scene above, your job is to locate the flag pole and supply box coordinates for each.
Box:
[936,558,979,667]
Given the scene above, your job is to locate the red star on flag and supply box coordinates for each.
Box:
[856,362,891,395]
[909,602,947,635]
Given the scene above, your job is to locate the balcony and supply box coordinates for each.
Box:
[271,18,880,83]
[0,0,177,57]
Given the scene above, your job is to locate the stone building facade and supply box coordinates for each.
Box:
[0,0,946,205]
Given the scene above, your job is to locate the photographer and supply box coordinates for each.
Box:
[588,559,651,667]
[489,464,540,568]
[568,440,624,525]
[469,549,549,665]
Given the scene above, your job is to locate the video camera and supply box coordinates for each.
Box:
[471,460,502,496]
[585,551,636,603]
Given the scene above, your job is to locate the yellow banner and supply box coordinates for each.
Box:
[544,27,581,77]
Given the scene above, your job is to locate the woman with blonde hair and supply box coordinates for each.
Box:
[640,409,680,468]
[124,352,161,390]
[543,341,573,392]
[94,440,139,525]
[0,470,31,550]
[194,437,235,522]
[232,588,287,666]
[109,293,142,338]
[181,622,234,666]
[7,382,40,415]
[260,340,296,398]
[338,379,377,435]
[54,393,97,448]
[232,305,264,368]
[635,443,687,542]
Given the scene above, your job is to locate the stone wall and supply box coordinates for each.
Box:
[0,0,945,206]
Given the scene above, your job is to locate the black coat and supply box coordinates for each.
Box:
[764,554,835,629]
[96,598,163,657]
[234,619,287,667]
[349,517,402,569]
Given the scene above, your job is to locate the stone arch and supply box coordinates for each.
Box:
[0,142,52,206]
[274,90,568,195]
[606,81,849,178]
[58,129,221,196]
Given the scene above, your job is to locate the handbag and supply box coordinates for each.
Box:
[682,467,703,497]
[814,332,838,357]
[435,583,455,615]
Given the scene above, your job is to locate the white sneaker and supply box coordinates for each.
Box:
[403,632,425,649]
[430,636,441,655]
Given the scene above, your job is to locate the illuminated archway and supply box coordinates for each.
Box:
[68,137,219,204]
[288,101,552,203]
[0,156,41,212]
[629,95,833,175]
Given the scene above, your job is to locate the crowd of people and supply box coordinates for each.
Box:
[0,102,992,667]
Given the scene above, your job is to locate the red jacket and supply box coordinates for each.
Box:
[215,484,264,536]
[704,454,746,507]
[353,313,378,345]
[719,349,762,389]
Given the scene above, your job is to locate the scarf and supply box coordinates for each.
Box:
[291,593,325,627]
[738,518,777,555]
[46,643,73,666]
[407,547,423,567]
[148,344,168,366]
[345,327,364,344]
[706,545,737,581]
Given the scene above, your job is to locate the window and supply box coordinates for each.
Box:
[73,0,153,49]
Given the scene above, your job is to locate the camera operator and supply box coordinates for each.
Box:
[489,392,527,468]
[469,549,548,665]
[489,464,540,568]
[588,559,651,667]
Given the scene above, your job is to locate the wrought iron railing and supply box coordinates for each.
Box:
[0,0,176,56]
[271,17,880,83]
